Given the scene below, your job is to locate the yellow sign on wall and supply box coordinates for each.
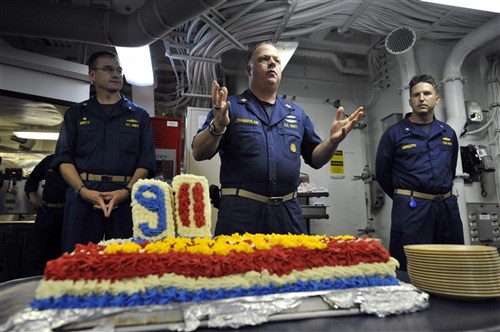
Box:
[330,150,344,174]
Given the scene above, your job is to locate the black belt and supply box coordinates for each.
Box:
[394,189,452,202]
[220,188,297,205]
[80,172,130,183]
[45,203,65,208]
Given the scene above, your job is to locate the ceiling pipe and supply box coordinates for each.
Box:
[271,0,298,43]
[200,14,247,51]
[294,49,369,76]
[0,0,227,47]
[443,15,500,137]
[338,0,373,35]
[441,15,500,245]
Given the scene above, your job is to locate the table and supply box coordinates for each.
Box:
[1,273,499,331]
[298,192,329,234]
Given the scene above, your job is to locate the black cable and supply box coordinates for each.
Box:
[480,173,488,197]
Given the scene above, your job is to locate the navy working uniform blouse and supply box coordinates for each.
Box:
[52,96,155,176]
[52,96,156,253]
[375,113,458,197]
[25,154,68,204]
[198,89,323,235]
[375,113,464,271]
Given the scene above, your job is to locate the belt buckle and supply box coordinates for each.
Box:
[267,197,283,205]
[101,175,112,182]
[433,194,444,202]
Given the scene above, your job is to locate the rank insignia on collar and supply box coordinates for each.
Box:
[239,98,248,103]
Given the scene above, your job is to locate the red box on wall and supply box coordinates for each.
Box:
[151,117,183,182]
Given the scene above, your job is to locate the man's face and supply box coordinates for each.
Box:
[89,56,123,93]
[409,82,440,115]
[246,44,282,89]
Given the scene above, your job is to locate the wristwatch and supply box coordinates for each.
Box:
[208,119,226,136]
[75,185,86,197]
[122,186,132,195]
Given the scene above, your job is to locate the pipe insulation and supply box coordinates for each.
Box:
[0,0,227,47]
[294,49,369,76]
[442,15,500,245]
[443,15,500,136]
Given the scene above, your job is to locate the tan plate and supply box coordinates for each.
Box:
[406,257,500,267]
[405,252,500,260]
[408,260,500,275]
[411,279,500,297]
[408,270,500,290]
[404,244,498,254]
[411,282,500,300]
[410,276,500,292]
[407,266,500,281]
[410,277,500,292]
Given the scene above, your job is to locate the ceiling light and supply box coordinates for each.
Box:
[420,0,500,13]
[115,45,155,86]
[13,130,59,140]
[275,41,299,70]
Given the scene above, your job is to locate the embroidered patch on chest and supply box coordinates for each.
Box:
[126,119,139,128]
[442,137,452,146]
[80,117,90,125]
[401,143,417,150]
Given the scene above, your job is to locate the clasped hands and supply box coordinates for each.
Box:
[79,187,128,217]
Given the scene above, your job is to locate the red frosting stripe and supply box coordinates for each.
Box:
[178,184,190,227]
[192,182,206,228]
[43,240,390,281]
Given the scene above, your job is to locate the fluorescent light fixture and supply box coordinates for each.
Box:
[420,0,500,13]
[13,130,59,140]
[275,41,299,70]
[115,45,155,86]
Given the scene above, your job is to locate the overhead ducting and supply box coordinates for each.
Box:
[385,26,418,114]
[0,0,227,47]
[294,49,369,76]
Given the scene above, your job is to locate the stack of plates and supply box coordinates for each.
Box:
[404,244,500,300]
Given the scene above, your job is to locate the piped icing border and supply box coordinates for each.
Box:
[32,276,399,309]
[172,174,212,238]
[35,259,398,298]
[131,179,175,241]
[41,235,391,281]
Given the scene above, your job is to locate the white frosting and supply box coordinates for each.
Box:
[131,179,176,240]
[35,258,398,298]
[171,174,212,238]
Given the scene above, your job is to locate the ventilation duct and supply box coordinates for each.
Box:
[385,27,416,55]
[0,0,227,47]
[385,27,418,113]
[294,49,369,76]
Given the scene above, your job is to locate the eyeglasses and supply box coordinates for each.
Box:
[91,66,123,75]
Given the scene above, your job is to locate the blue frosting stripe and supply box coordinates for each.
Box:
[30,276,400,310]
[134,183,167,237]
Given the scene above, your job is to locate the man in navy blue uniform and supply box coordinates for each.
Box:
[192,42,364,236]
[375,74,464,271]
[25,154,68,274]
[53,51,156,253]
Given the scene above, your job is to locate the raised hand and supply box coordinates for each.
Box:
[212,80,231,130]
[329,106,364,144]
